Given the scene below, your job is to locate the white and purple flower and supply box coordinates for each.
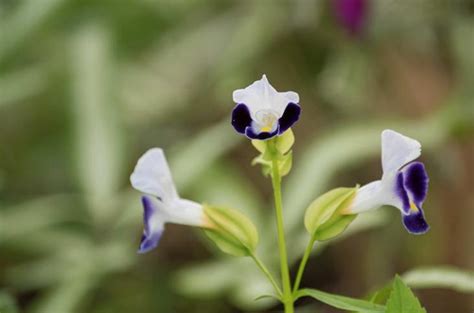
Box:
[346,130,430,234]
[231,75,301,140]
[130,148,209,253]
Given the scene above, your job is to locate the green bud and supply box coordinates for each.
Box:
[278,150,292,177]
[251,138,267,154]
[304,186,358,241]
[203,205,259,257]
[252,150,292,177]
[274,128,294,155]
[251,129,295,156]
[251,154,272,177]
[251,129,295,177]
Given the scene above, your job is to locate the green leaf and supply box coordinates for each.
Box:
[368,283,393,305]
[386,276,426,313]
[204,205,259,257]
[402,266,474,294]
[71,23,123,220]
[294,288,385,313]
[304,187,358,240]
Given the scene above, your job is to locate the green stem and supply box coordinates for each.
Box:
[292,237,316,294]
[270,151,294,313]
[250,253,283,297]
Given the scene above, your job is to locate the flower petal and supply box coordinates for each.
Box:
[395,171,410,214]
[130,148,178,201]
[402,208,430,234]
[232,75,299,119]
[168,199,206,227]
[231,104,252,134]
[381,130,421,176]
[347,180,383,213]
[278,103,301,134]
[245,125,279,140]
[346,179,411,215]
[403,161,429,206]
[138,196,165,253]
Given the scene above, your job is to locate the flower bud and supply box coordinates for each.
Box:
[251,129,295,156]
[304,186,358,241]
[203,205,259,257]
[251,129,294,177]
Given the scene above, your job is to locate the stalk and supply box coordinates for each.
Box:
[270,145,294,313]
[293,237,316,294]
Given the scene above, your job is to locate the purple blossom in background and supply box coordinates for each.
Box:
[332,0,368,36]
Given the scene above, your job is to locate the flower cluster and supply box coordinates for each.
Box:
[128,74,432,313]
[130,74,430,257]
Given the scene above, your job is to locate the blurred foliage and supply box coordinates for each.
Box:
[402,266,474,293]
[0,0,473,313]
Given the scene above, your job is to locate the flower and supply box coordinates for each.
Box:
[345,130,430,234]
[332,0,368,36]
[231,75,301,140]
[130,148,209,253]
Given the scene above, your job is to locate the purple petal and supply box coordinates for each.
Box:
[402,208,430,235]
[403,161,429,206]
[332,0,368,36]
[231,104,252,134]
[138,231,163,254]
[278,103,301,134]
[395,172,410,214]
[138,196,163,254]
[245,125,279,140]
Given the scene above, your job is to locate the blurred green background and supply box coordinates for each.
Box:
[0,0,473,312]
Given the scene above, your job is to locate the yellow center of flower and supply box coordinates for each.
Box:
[410,202,419,213]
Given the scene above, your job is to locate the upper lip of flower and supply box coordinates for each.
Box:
[231,75,301,140]
[348,130,430,234]
[130,148,206,253]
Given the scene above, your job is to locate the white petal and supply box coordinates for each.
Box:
[130,148,179,201]
[381,130,421,176]
[349,180,384,213]
[142,196,205,228]
[232,75,299,119]
[349,179,405,214]
[167,199,206,227]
